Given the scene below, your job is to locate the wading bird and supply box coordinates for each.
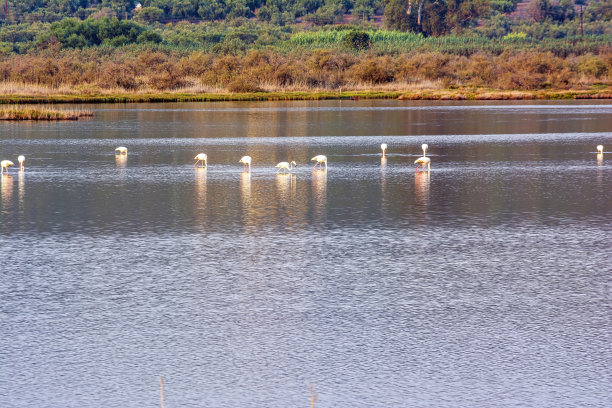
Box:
[311,155,327,169]
[115,146,128,155]
[415,156,431,172]
[1,160,14,175]
[381,143,387,157]
[194,153,207,168]
[18,155,25,171]
[597,145,604,154]
[239,156,252,172]
[276,161,297,173]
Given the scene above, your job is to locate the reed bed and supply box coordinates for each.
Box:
[288,31,612,56]
[0,105,93,120]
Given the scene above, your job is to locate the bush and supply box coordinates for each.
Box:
[98,62,138,90]
[137,31,163,44]
[350,57,394,84]
[227,78,264,92]
[344,31,371,50]
[577,55,609,78]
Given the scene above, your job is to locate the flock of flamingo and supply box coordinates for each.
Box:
[0,144,606,175]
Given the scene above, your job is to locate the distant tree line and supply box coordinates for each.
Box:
[0,0,609,40]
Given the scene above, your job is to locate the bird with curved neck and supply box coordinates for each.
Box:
[414,156,431,172]
[1,160,14,175]
[276,161,296,173]
[415,143,430,171]
[194,153,207,168]
[311,155,327,169]
[239,156,252,172]
[381,144,388,157]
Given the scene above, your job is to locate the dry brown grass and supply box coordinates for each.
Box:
[0,105,93,120]
[0,47,609,100]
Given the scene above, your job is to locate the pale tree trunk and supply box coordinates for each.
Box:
[407,0,425,26]
[417,0,423,26]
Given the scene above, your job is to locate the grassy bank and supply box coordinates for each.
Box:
[0,106,94,120]
[0,89,610,105]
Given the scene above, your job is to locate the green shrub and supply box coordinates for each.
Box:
[137,31,163,44]
[577,55,609,78]
[503,32,528,41]
[344,30,371,50]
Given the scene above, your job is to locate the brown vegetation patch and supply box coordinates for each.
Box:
[0,47,609,98]
[0,106,93,120]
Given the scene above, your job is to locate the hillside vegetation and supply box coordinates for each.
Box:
[0,0,610,97]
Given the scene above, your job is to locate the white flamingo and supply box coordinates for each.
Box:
[194,153,207,168]
[239,155,252,172]
[415,156,431,172]
[1,160,14,175]
[276,161,297,173]
[115,146,128,155]
[18,155,25,171]
[415,143,430,171]
[311,155,327,169]
[381,143,387,157]
[597,145,604,154]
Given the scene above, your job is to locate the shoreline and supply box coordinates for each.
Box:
[0,89,610,104]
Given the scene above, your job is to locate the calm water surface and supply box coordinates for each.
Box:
[1,100,611,407]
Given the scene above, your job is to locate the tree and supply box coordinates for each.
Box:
[386,0,488,34]
[135,6,164,23]
[385,0,415,31]
[352,0,379,20]
[527,0,550,22]
[584,0,612,21]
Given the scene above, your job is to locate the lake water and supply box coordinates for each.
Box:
[1,100,611,408]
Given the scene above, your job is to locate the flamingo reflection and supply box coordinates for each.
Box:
[276,172,296,202]
[381,156,387,208]
[241,171,251,204]
[195,167,207,207]
[414,171,430,207]
[312,168,327,222]
[18,171,25,207]
[1,173,13,207]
